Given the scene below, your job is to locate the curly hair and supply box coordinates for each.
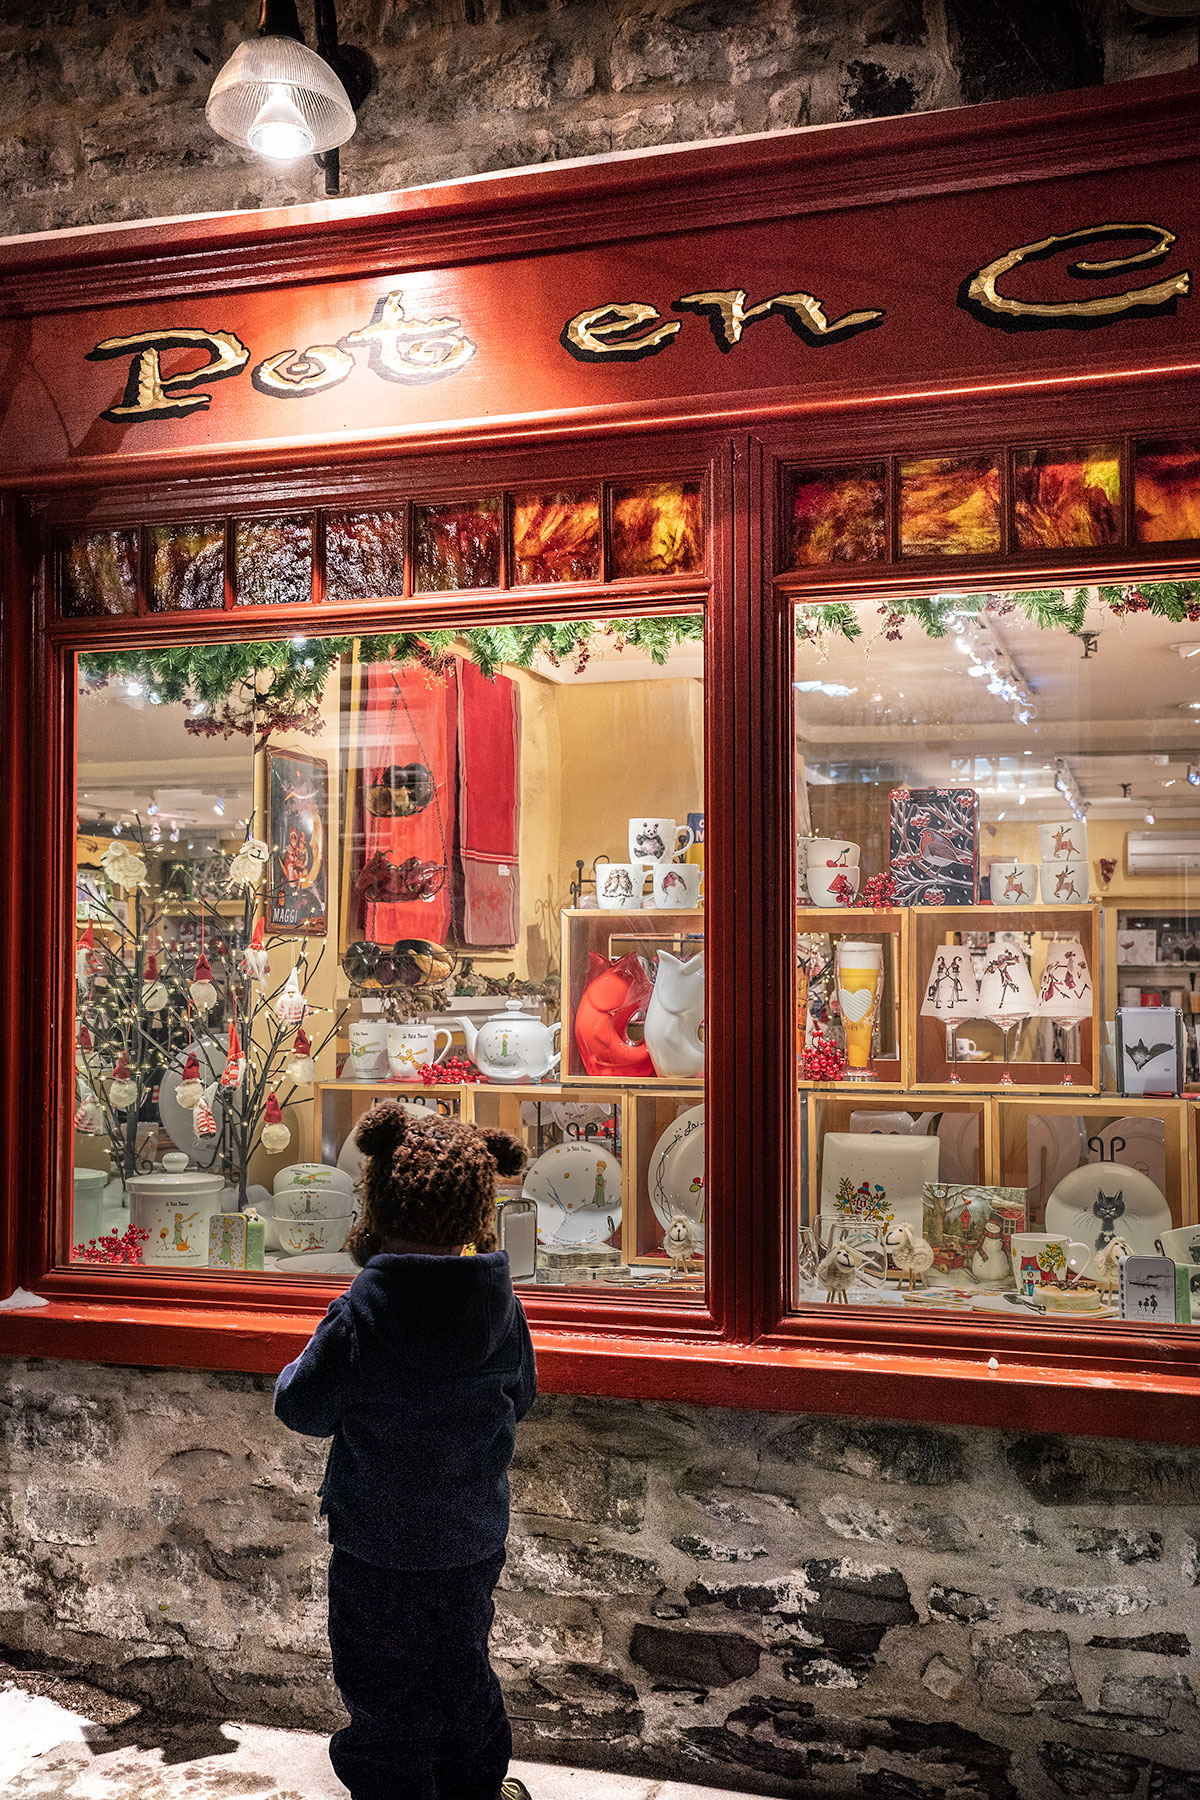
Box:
[345,1101,526,1265]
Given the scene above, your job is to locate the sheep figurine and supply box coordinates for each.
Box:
[817,1241,864,1305]
[1092,1234,1131,1305]
[663,1210,700,1278]
[883,1221,935,1293]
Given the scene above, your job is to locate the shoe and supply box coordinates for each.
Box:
[500,1782,531,1799]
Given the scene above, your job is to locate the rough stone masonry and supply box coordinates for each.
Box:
[3,1359,1200,1799]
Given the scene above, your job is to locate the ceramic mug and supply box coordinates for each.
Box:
[1010,1233,1090,1296]
[989,859,1039,905]
[348,1018,388,1080]
[596,858,647,909]
[805,839,860,871]
[807,864,861,907]
[1155,1225,1200,1265]
[1040,858,1088,904]
[652,863,702,910]
[628,818,695,866]
[1039,821,1088,862]
[387,1022,453,1081]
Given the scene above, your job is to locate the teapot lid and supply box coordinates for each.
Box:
[492,998,535,1017]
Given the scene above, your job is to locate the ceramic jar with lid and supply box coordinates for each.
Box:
[127,1153,224,1267]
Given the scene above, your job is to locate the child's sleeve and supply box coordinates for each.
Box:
[508,1303,537,1422]
[274,1294,357,1437]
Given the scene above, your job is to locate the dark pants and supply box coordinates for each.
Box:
[328,1546,511,1800]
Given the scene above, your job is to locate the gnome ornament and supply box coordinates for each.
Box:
[73,1087,104,1133]
[108,1055,137,1110]
[142,952,168,1013]
[243,918,270,985]
[175,1052,205,1110]
[274,965,307,1027]
[220,1022,245,1090]
[75,1020,94,1073]
[261,1091,290,1154]
[190,953,218,1012]
[193,1094,218,1139]
[76,923,98,986]
[285,1027,316,1086]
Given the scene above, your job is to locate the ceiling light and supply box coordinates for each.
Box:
[1172,643,1200,659]
[1189,765,1200,788]
[1146,812,1157,825]
[146,800,159,816]
[214,797,226,817]
[1180,702,1200,712]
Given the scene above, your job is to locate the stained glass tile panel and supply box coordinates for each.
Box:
[610,481,703,577]
[326,509,406,602]
[1135,441,1200,543]
[62,529,138,617]
[1014,446,1120,549]
[513,491,601,585]
[149,523,224,612]
[235,516,313,607]
[899,455,1001,557]
[788,465,886,565]
[413,499,502,592]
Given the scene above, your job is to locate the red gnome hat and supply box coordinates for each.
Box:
[293,1027,312,1056]
[250,918,265,951]
[78,923,94,949]
[145,953,159,979]
[181,1051,201,1082]
[264,1092,284,1126]
[112,1054,131,1079]
[193,952,214,983]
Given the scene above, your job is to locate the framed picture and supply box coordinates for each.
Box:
[266,748,329,934]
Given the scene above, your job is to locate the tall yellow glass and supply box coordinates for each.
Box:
[835,940,884,1081]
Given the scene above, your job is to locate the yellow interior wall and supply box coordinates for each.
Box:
[982,815,1200,905]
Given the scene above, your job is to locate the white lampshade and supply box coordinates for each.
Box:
[977,943,1038,1031]
[921,945,979,1024]
[1037,941,1093,1024]
[207,36,356,157]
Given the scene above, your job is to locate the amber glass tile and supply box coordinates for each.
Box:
[235,516,313,607]
[61,529,138,617]
[413,498,501,592]
[1014,446,1120,549]
[899,454,1001,557]
[788,464,886,566]
[1135,441,1200,543]
[149,523,224,612]
[609,480,703,577]
[326,509,406,602]
[513,490,601,585]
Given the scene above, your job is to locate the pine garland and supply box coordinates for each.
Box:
[796,581,1200,650]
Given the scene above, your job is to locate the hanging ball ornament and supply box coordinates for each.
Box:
[284,1026,316,1086]
[193,1094,218,1139]
[101,838,148,891]
[230,836,270,888]
[261,1091,291,1154]
[108,1054,138,1110]
[190,953,218,1012]
[142,952,169,1013]
[175,1051,205,1110]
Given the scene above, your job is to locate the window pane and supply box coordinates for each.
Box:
[413,498,501,592]
[235,516,313,607]
[793,592,1199,1335]
[1135,441,1200,543]
[513,491,601,585]
[899,455,1001,557]
[787,464,887,566]
[610,481,703,577]
[1014,446,1121,549]
[326,509,406,602]
[149,523,225,612]
[62,529,138,617]
[70,614,705,1300]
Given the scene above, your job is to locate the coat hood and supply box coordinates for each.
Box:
[348,1251,518,1373]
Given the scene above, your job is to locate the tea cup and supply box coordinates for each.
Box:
[806,864,861,907]
[1010,1233,1090,1295]
[1038,821,1088,862]
[628,817,694,866]
[1155,1225,1200,1265]
[278,1212,355,1255]
[652,863,702,909]
[1040,858,1088,904]
[989,859,1039,905]
[387,1022,453,1081]
[274,1186,360,1221]
[805,839,860,871]
[596,858,647,909]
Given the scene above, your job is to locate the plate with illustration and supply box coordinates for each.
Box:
[647,1104,705,1246]
[523,1141,622,1249]
[1046,1163,1171,1269]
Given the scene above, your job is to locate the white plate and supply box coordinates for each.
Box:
[523,1141,622,1249]
[969,1288,1117,1320]
[1046,1163,1172,1268]
[819,1131,939,1238]
[336,1098,444,1182]
[647,1104,705,1246]
[1087,1117,1167,1195]
[158,1036,227,1164]
[1026,1113,1085,1215]
[271,1250,359,1276]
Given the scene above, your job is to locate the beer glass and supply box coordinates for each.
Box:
[835,939,884,1082]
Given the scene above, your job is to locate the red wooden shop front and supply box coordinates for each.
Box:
[3,68,1200,1440]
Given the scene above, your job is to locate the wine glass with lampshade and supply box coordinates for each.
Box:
[977,942,1039,1085]
[1036,939,1093,1087]
[920,944,979,1083]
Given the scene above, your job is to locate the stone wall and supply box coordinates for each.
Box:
[0,0,1197,237]
[3,1358,1200,1798]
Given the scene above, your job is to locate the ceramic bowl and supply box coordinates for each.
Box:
[806,865,861,906]
[274,1186,360,1220]
[1039,858,1088,903]
[278,1212,355,1255]
[273,1163,356,1198]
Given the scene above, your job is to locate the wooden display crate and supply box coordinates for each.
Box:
[992,1092,1190,1232]
[313,1079,465,1168]
[799,1090,995,1232]
[797,907,908,1087]
[627,1087,706,1270]
[469,1082,625,1260]
[561,907,704,1084]
[911,904,1101,1091]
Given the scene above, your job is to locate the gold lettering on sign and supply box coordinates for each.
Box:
[86,327,250,422]
[340,291,476,383]
[675,288,885,349]
[560,302,682,362]
[959,222,1191,332]
[251,344,355,397]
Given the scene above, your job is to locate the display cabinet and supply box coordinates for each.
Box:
[797,908,907,1087]
[994,1093,1193,1235]
[561,908,704,1084]
[313,1080,464,1170]
[799,1091,993,1234]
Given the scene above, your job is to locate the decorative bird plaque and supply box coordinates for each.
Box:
[888,788,979,907]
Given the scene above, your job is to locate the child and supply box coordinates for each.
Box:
[275,1101,536,1800]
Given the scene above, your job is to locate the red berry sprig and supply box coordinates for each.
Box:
[854,872,896,910]
[73,1223,149,1265]
[419,1055,486,1086]
[802,1022,846,1083]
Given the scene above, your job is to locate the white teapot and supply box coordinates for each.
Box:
[454,1000,561,1084]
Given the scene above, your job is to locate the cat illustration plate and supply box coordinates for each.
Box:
[523,1142,622,1248]
[1045,1164,1171,1269]
[647,1104,706,1245]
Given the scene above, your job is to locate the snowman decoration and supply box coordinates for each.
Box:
[971,1220,1010,1287]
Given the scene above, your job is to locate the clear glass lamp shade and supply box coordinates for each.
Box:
[206,36,356,156]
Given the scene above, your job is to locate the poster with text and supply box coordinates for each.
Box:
[266,749,329,934]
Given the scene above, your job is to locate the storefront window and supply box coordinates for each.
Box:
[70,615,705,1297]
[794,590,1200,1329]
